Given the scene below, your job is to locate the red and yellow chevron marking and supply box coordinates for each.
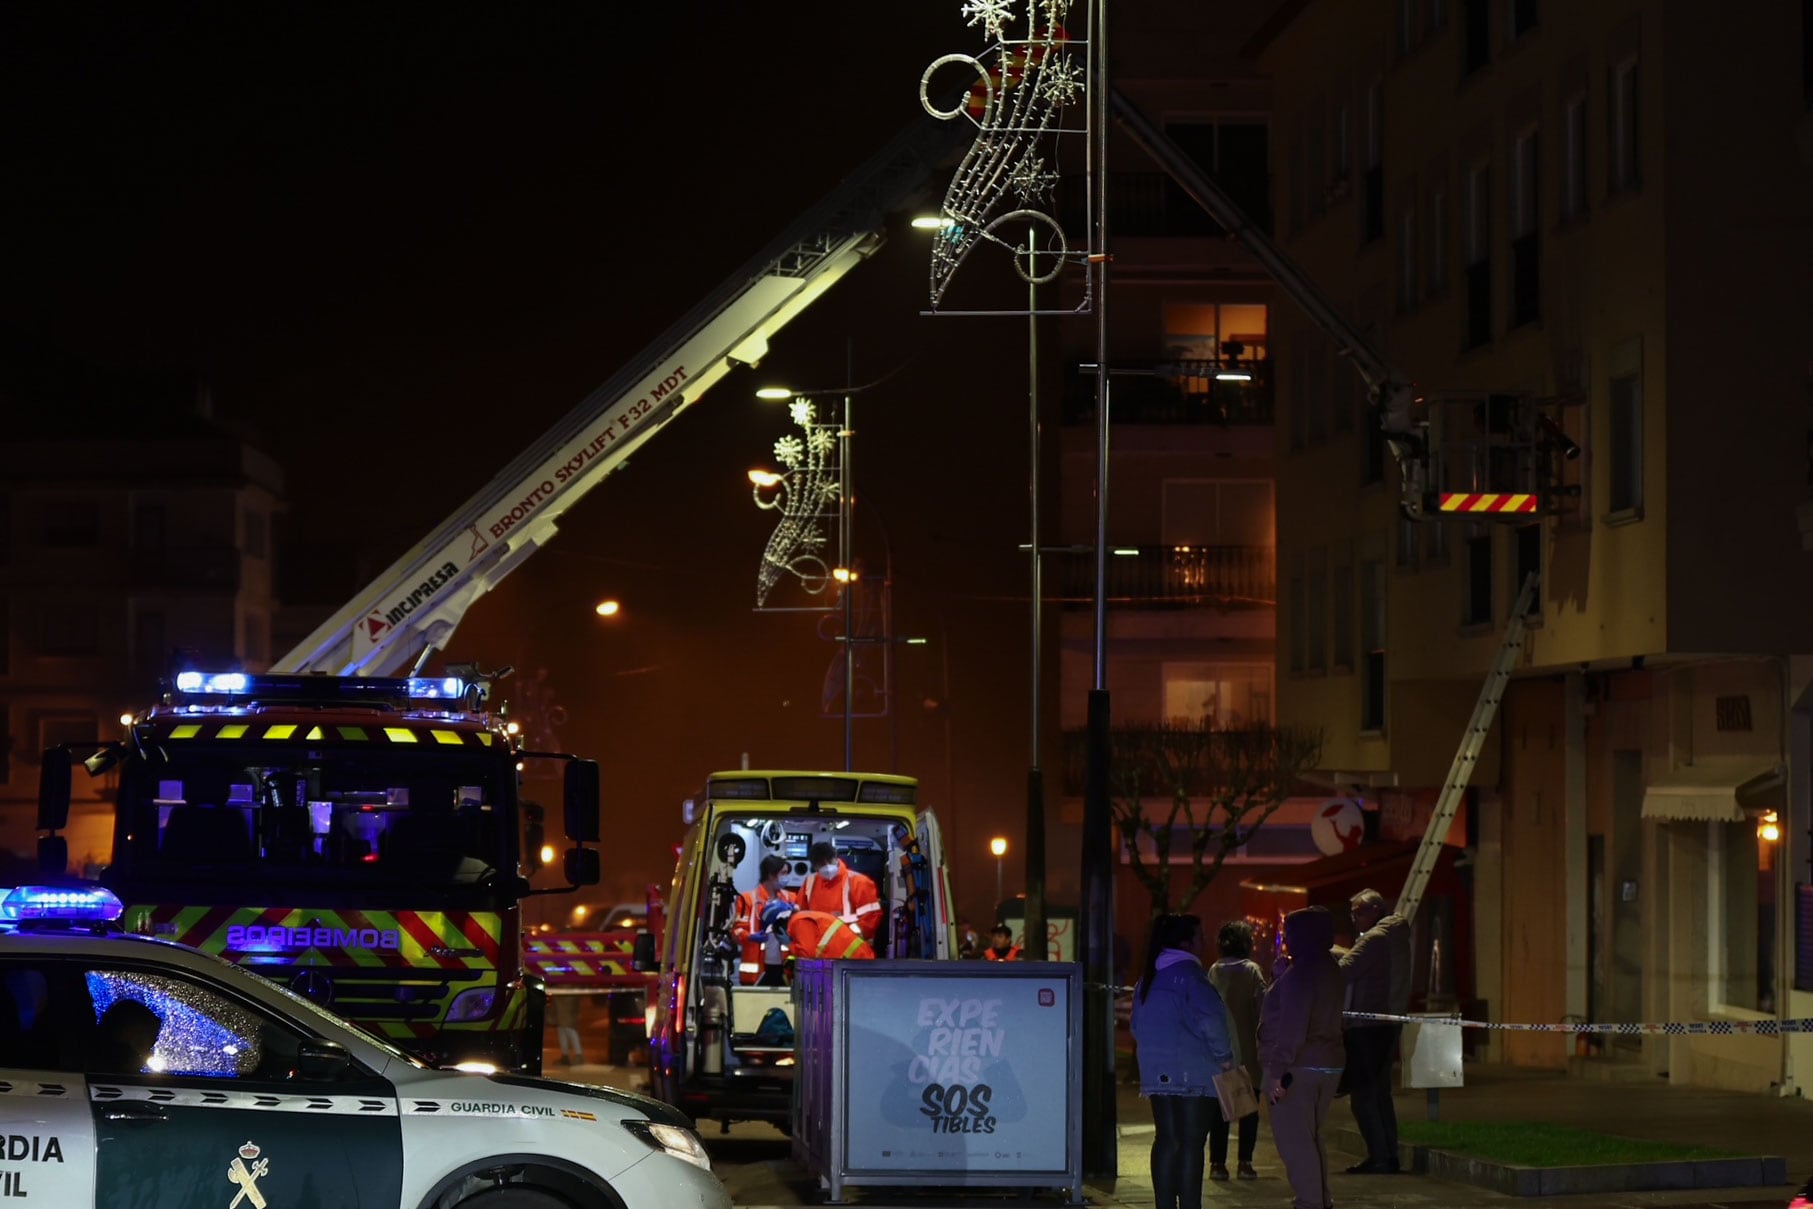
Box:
[373,981,532,1040]
[127,904,503,971]
[523,934,645,987]
[1437,492,1538,514]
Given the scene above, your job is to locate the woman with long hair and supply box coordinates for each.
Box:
[1130,913,1235,1209]
[1207,918,1267,1180]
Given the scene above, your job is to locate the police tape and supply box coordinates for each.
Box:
[1341,1010,1813,1037]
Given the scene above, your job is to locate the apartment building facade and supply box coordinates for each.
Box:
[1258,0,1813,1089]
[0,416,283,871]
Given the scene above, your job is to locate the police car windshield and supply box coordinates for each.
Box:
[110,747,508,891]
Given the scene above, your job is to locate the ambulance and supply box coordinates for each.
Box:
[643,770,954,1129]
[0,883,728,1209]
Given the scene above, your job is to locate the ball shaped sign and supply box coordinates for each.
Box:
[1310,798,1365,855]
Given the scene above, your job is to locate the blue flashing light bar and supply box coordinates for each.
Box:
[1,885,125,923]
[168,672,473,708]
[404,677,467,700]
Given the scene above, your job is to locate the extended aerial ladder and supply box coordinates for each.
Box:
[275,103,972,676]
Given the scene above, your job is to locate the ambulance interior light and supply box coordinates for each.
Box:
[1,884,125,923]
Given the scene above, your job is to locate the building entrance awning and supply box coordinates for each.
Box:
[1639,759,1783,823]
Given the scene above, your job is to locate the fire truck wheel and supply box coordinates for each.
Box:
[455,1187,569,1209]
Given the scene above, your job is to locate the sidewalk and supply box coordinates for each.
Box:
[1090,1065,1810,1209]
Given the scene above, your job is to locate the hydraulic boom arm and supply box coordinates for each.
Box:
[1108,89,1430,518]
[275,106,971,676]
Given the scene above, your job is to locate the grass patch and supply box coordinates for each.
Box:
[1397,1121,1735,1168]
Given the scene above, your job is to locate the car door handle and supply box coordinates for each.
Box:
[98,1102,167,1123]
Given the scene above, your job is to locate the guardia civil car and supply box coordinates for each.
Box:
[0,885,728,1209]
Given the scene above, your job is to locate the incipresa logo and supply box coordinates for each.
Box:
[227,925,402,952]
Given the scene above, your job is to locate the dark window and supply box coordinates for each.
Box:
[1464,166,1492,349]
[1510,132,1540,327]
[1429,0,1449,33]
[1464,532,1494,625]
[1511,0,1537,37]
[1362,404,1387,485]
[0,707,9,785]
[1399,0,1418,55]
[38,713,97,752]
[133,503,165,552]
[0,493,10,566]
[38,600,98,656]
[1513,524,1541,616]
[133,608,166,675]
[1463,0,1491,75]
[1427,185,1449,295]
[1333,561,1355,671]
[1398,206,1419,312]
[1804,0,1812,108]
[1360,559,1387,731]
[1164,121,1272,236]
[1561,95,1588,219]
[1307,551,1328,672]
[0,596,8,677]
[1609,57,1640,192]
[1609,371,1643,513]
[242,508,267,560]
[43,500,99,548]
[1361,82,1385,243]
[1288,566,1305,674]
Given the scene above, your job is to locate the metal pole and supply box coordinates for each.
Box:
[841,351,855,773]
[1080,0,1118,1177]
[1025,229,1049,962]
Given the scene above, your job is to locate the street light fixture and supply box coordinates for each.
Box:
[594,599,621,617]
[989,836,1009,911]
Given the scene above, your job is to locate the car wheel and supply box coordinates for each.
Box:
[455,1187,572,1209]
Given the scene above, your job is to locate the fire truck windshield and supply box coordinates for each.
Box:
[109,744,510,890]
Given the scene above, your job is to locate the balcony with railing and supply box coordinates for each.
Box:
[1050,544,1273,607]
[1061,356,1274,426]
[1059,172,1273,239]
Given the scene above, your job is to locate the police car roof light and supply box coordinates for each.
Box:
[1,884,125,923]
[404,676,467,700]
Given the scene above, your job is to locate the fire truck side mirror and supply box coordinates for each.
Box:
[564,760,601,844]
[37,748,72,831]
[564,847,601,886]
[631,931,658,972]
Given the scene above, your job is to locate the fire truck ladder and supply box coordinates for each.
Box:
[1396,571,1539,924]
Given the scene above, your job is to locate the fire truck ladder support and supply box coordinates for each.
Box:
[1396,571,1539,925]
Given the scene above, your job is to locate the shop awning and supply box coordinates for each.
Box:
[1639,760,1783,823]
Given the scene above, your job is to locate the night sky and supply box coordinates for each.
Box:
[3,6,1063,917]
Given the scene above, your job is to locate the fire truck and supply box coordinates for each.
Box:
[36,95,973,1070]
[37,669,601,1074]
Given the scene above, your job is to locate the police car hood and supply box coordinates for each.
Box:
[387,1065,692,1129]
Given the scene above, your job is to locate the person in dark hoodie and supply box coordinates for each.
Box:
[1130,913,1235,1209]
[1258,906,1347,1209]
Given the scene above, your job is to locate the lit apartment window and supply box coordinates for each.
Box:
[1163,663,1274,726]
[1509,129,1540,327]
[1609,55,1640,192]
[1360,558,1387,731]
[1463,530,1494,625]
[1510,0,1537,38]
[1307,548,1328,673]
[1397,204,1419,313]
[1560,94,1587,219]
[1361,81,1385,243]
[1463,0,1490,75]
[1427,183,1449,296]
[1332,554,1355,672]
[1464,164,1492,349]
[1609,370,1643,514]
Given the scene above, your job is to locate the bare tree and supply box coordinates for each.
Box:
[1109,720,1323,919]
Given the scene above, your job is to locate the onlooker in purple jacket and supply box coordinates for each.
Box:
[1258,906,1346,1209]
[1130,913,1235,1209]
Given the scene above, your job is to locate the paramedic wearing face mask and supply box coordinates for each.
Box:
[797,840,883,942]
[731,856,796,986]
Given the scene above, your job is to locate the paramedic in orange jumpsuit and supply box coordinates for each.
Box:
[730,855,795,986]
[797,840,883,943]
[761,900,874,962]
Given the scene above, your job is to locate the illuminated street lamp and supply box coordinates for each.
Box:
[594,599,621,618]
[990,836,1009,910]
